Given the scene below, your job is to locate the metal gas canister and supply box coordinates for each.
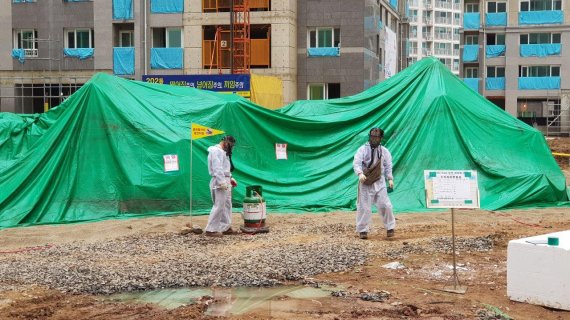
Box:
[241,185,269,234]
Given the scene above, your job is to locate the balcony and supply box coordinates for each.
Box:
[435,48,451,55]
[151,0,183,13]
[519,10,563,25]
[409,47,418,55]
[423,32,433,40]
[435,1,452,9]
[150,47,183,69]
[423,17,433,25]
[113,47,135,75]
[462,45,479,62]
[113,0,133,19]
[518,77,560,90]
[486,45,505,58]
[435,17,452,24]
[486,77,505,90]
[463,78,479,93]
[485,12,507,27]
[422,48,433,56]
[463,13,480,30]
[520,44,561,57]
[435,32,451,40]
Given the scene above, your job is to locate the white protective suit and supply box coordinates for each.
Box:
[205,144,233,233]
[353,142,395,233]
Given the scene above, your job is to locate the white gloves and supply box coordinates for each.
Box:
[388,179,394,189]
[358,173,367,183]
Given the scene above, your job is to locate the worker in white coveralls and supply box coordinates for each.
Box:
[205,135,239,237]
[353,128,395,240]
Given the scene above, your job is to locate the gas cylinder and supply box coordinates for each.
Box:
[240,185,269,234]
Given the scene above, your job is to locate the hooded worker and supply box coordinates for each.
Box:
[352,128,395,239]
[204,135,239,237]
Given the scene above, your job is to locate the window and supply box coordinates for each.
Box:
[411,26,417,37]
[519,65,560,77]
[152,27,182,47]
[14,29,38,57]
[308,83,340,100]
[465,35,478,45]
[520,33,561,44]
[487,66,505,77]
[487,33,505,45]
[308,28,340,48]
[465,67,478,78]
[466,3,479,12]
[520,0,562,11]
[65,29,93,48]
[487,2,507,13]
[119,30,133,47]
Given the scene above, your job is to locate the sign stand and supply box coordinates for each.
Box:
[424,170,480,295]
[442,207,467,294]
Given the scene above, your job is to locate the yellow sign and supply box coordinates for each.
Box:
[191,123,224,140]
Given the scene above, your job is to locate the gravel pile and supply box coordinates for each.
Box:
[0,226,367,294]
[384,235,494,259]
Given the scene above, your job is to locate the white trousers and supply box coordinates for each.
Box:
[356,183,395,233]
[205,179,232,233]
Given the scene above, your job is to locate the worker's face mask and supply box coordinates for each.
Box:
[369,134,381,148]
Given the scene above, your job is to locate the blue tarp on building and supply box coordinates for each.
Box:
[113,47,135,75]
[463,13,480,30]
[519,77,560,90]
[485,12,507,26]
[113,0,133,19]
[463,45,479,62]
[486,77,505,90]
[150,48,183,69]
[520,44,561,57]
[486,45,505,58]
[519,10,563,25]
[307,47,340,57]
[150,0,183,13]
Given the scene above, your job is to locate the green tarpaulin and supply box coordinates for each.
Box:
[0,57,567,228]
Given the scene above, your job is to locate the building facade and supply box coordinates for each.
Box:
[460,0,570,135]
[407,0,461,74]
[0,0,406,113]
[297,0,404,99]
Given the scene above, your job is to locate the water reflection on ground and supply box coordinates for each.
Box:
[110,285,335,316]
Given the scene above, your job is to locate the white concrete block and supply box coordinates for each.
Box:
[507,230,570,310]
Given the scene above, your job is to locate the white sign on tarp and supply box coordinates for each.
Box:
[163,154,179,172]
[424,170,479,208]
[275,143,288,160]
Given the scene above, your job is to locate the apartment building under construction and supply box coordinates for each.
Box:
[0,0,406,113]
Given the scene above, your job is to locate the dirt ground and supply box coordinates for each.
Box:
[1,138,570,319]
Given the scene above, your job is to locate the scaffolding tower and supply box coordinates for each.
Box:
[230,0,251,74]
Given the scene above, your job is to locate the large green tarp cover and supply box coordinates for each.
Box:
[0,57,567,228]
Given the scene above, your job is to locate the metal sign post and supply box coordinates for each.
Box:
[424,170,480,294]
